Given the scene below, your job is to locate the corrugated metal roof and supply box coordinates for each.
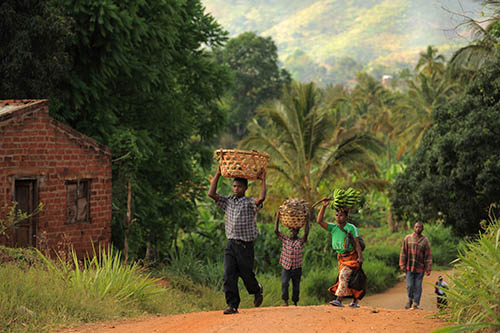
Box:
[0,99,44,117]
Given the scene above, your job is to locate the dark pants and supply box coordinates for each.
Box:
[281,267,302,303]
[437,294,448,309]
[406,271,424,306]
[224,239,260,309]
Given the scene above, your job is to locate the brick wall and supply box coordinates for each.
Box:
[0,100,112,258]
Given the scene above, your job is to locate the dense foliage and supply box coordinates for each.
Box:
[0,0,74,103]
[214,32,291,140]
[392,51,500,235]
[436,216,500,332]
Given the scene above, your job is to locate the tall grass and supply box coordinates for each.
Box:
[435,217,500,332]
[37,247,164,307]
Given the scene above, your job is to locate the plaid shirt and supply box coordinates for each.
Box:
[278,232,305,270]
[216,195,262,242]
[399,233,432,273]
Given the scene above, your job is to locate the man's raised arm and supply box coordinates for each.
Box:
[208,165,222,201]
[255,169,266,206]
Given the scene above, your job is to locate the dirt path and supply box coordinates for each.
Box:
[59,271,451,333]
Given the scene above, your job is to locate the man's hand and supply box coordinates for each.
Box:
[258,168,266,180]
[322,199,330,207]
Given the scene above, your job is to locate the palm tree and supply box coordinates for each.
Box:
[415,46,446,77]
[394,72,457,157]
[239,82,385,207]
[449,18,499,78]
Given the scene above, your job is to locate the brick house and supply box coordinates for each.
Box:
[0,99,112,257]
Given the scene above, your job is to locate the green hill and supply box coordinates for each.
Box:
[203,0,482,82]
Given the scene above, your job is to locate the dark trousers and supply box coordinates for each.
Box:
[224,239,260,309]
[437,294,448,309]
[281,267,302,303]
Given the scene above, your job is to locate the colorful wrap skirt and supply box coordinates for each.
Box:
[328,249,366,300]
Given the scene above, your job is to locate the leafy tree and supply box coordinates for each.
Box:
[283,50,326,85]
[392,52,500,235]
[324,57,363,85]
[1,0,231,259]
[240,82,385,210]
[215,32,291,140]
[0,0,74,103]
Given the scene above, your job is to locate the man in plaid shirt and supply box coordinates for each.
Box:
[275,212,309,306]
[399,222,432,310]
[208,165,266,315]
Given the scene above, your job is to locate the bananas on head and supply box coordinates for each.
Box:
[332,187,360,210]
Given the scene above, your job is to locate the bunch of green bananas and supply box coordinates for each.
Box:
[332,187,360,209]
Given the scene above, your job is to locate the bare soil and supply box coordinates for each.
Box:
[59,270,451,333]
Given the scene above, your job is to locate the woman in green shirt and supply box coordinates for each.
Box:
[317,199,364,307]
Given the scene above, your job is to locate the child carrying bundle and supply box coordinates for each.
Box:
[275,198,310,306]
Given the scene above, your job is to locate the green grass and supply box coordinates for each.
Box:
[0,247,221,333]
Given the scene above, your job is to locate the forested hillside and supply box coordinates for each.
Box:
[203,0,482,82]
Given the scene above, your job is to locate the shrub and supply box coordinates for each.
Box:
[436,216,500,332]
[302,267,338,303]
[363,243,400,268]
[160,249,224,290]
[425,223,461,267]
[363,259,399,294]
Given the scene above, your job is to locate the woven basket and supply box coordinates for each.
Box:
[279,198,308,229]
[215,149,269,180]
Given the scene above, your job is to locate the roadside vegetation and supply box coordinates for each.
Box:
[436,215,500,332]
[0,221,461,332]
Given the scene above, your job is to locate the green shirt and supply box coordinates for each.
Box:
[327,222,359,254]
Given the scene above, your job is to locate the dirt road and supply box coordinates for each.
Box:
[60,271,451,333]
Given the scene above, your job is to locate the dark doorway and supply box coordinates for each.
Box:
[14,179,37,247]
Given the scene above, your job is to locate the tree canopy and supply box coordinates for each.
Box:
[215,32,291,140]
[392,52,500,235]
[2,0,231,259]
[0,0,74,102]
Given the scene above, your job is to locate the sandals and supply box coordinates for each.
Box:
[329,300,344,307]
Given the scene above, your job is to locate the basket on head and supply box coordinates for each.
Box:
[279,198,308,229]
[214,149,270,180]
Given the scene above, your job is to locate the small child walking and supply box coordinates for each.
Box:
[275,212,310,306]
[434,276,449,309]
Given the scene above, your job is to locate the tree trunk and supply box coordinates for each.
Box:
[387,207,397,232]
[123,179,133,264]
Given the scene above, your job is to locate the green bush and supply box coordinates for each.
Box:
[302,267,338,303]
[363,259,399,294]
[436,217,500,332]
[0,245,42,267]
[363,243,400,268]
[302,224,338,271]
[425,223,461,267]
[162,248,223,290]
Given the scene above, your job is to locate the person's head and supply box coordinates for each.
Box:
[414,222,424,235]
[289,227,299,239]
[335,208,349,225]
[438,276,443,282]
[232,178,248,197]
